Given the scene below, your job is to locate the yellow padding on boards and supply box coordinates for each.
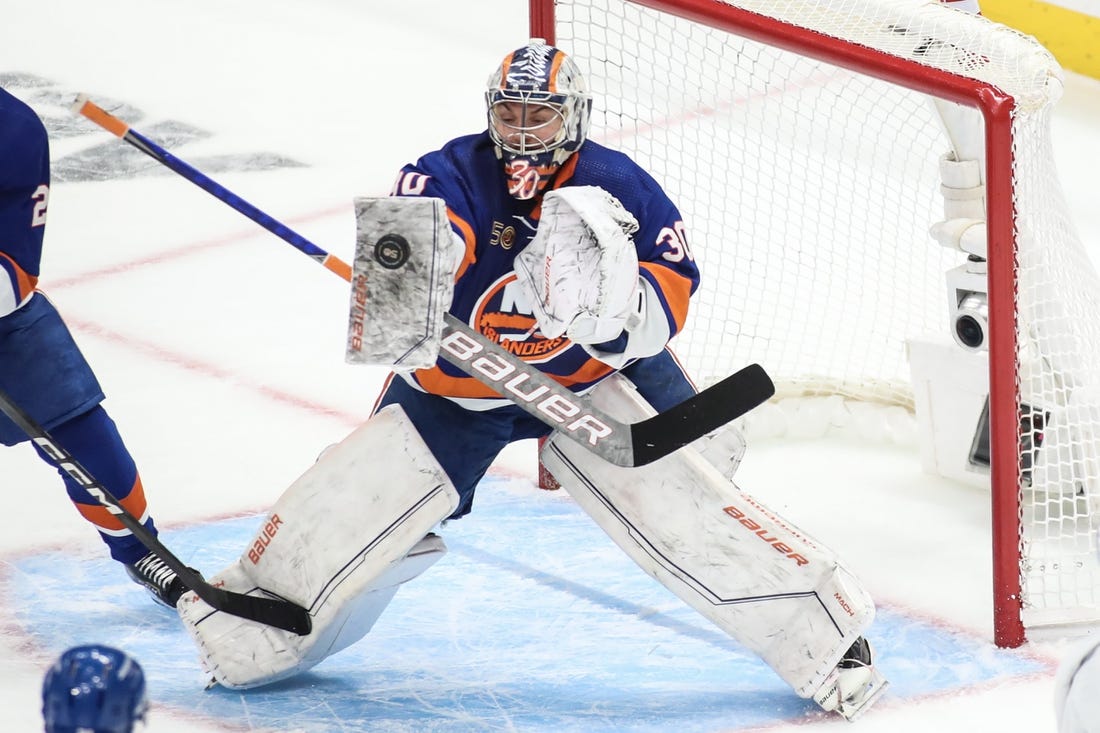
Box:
[982,0,1100,79]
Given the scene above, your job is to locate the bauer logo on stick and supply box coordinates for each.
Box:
[374,233,411,270]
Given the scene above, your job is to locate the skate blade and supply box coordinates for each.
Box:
[836,669,889,721]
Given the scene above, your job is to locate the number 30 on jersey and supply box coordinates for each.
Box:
[657,221,693,263]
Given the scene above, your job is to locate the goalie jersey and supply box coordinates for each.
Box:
[392,131,700,405]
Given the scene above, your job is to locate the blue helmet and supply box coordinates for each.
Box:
[42,645,148,733]
[486,39,592,199]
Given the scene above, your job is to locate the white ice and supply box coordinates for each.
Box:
[2,1,1099,731]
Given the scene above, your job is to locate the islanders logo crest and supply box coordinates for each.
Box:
[471,273,571,363]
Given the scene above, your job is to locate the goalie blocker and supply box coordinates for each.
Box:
[345,196,460,371]
[540,374,888,720]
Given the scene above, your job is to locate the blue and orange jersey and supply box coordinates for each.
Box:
[0,87,48,313]
[391,131,699,403]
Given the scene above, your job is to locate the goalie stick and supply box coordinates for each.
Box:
[73,95,775,467]
[0,388,312,635]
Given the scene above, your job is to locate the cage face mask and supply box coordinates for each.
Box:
[486,40,592,199]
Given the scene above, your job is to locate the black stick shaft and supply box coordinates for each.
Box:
[0,389,311,635]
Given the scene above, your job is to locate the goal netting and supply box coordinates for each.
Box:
[532,0,1100,647]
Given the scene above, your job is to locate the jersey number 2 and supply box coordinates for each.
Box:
[31,185,49,227]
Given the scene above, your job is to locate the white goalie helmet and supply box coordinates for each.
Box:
[486,39,592,199]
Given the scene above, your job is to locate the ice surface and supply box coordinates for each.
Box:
[1,2,1097,730]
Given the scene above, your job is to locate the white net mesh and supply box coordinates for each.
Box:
[548,0,1100,633]
[1014,102,1100,629]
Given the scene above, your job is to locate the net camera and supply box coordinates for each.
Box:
[954,291,988,349]
[946,260,988,352]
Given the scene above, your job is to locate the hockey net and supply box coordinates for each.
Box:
[531,0,1100,647]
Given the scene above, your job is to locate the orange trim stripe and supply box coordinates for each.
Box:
[0,252,39,301]
[447,208,477,280]
[547,51,565,93]
[412,366,503,399]
[640,262,692,334]
[497,53,515,90]
[550,153,579,189]
[532,154,581,220]
[411,355,615,399]
[74,475,149,533]
[370,372,398,415]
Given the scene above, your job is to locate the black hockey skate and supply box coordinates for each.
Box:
[126,552,189,609]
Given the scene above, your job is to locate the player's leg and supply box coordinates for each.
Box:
[41,405,185,607]
[0,293,178,606]
[0,293,105,448]
[35,406,151,563]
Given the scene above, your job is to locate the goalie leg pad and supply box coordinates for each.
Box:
[693,421,747,482]
[178,405,458,689]
[540,374,877,699]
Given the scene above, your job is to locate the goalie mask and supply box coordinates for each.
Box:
[486,39,592,200]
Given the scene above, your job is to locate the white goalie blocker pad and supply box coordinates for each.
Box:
[540,375,874,699]
[178,405,459,689]
[346,196,460,370]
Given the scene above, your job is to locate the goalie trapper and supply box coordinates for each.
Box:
[812,637,889,721]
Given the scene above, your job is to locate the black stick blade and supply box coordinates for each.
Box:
[629,363,775,466]
[201,587,313,635]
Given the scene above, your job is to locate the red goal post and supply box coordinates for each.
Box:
[529,0,1096,648]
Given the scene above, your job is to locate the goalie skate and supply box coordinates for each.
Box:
[812,637,889,721]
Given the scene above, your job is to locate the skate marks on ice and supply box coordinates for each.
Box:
[0,72,303,183]
[6,477,1046,732]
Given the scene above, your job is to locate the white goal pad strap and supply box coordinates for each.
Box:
[178,405,459,689]
[540,375,875,698]
[514,186,640,345]
[346,196,459,370]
